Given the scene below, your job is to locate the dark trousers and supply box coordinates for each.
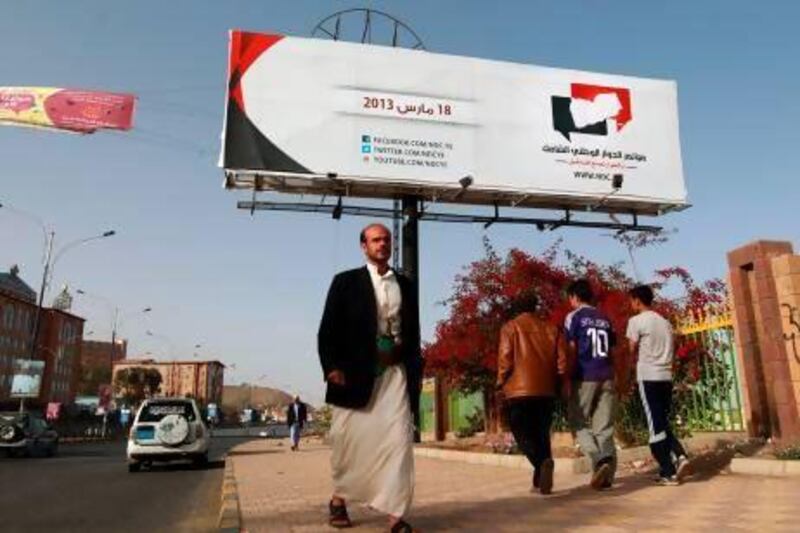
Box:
[506,397,555,477]
[638,380,687,477]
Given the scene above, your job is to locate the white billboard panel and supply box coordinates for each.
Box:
[221,31,687,215]
[10,359,45,399]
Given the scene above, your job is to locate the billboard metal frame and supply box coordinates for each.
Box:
[227,169,678,232]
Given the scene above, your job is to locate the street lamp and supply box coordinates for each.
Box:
[145,330,176,360]
[29,230,116,360]
[1,201,116,412]
[75,288,152,377]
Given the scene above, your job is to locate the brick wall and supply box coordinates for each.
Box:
[728,240,800,441]
[772,254,800,439]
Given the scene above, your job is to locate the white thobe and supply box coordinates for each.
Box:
[330,262,415,517]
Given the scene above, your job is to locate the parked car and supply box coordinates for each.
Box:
[126,398,209,473]
[0,411,59,457]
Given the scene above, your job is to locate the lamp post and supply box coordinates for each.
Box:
[75,289,151,376]
[28,230,116,361]
[145,330,175,360]
[2,201,115,413]
[74,292,150,439]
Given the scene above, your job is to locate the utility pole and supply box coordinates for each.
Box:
[20,231,54,413]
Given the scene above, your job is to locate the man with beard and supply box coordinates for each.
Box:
[318,223,423,532]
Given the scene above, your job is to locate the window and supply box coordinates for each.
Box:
[138,401,197,423]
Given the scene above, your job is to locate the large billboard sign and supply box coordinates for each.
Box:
[0,87,135,134]
[221,31,687,215]
[10,359,45,399]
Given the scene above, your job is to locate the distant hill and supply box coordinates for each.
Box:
[221,384,294,412]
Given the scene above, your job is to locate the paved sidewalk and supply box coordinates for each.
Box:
[228,439,796,532]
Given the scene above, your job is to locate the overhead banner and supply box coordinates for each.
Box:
[221,31,687,211]
[0,87,135,133]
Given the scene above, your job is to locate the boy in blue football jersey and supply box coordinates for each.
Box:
[564,279,617,490]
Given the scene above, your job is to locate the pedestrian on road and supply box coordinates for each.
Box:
[496,291,566,495]
[286,395,308,451]
[564,279,618,490]
[626,284,692,486]
[318,223,424,532]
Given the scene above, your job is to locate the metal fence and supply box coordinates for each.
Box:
[676,308,745,432]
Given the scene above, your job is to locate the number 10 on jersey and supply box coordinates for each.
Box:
[586,328,609,358]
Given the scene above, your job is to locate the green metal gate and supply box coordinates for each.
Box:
[677,309,744,431]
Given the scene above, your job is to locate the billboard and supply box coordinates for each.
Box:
[221,31,687,215]
[0,87,135,133]
[10,359,45,399]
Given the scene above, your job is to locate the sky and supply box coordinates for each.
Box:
[2,1,798,405]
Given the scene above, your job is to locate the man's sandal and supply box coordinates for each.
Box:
[329,500,353,528]
[390,519,416,533]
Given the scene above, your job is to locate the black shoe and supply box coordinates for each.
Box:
[538,459,554,495]
[328,500,353,528]
[531,470,540,492]
[591,462,613,490]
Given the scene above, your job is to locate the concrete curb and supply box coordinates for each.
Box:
[413,446,591,474]
[218,456,242,532]
[60,437,116,444]
[729,458,800,477]
[414,432,749,475]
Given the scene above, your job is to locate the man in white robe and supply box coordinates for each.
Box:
[318,223,423,532]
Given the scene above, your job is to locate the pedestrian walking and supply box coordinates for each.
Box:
[496,291,566,495]
[286,395,307,451]
[626,285,692,486]
[564,279,618,490]
[318,223,424,532]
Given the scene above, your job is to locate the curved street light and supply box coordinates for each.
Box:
[75,288,152,372]
[29,230,116,359]
[0,201,116,412]
[145,330,176,360]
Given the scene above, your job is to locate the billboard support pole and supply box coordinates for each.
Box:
[401,195,421,442]
[392,199,401,271]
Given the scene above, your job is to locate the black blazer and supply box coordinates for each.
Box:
[286,402,307,429]
[318,266,424,416]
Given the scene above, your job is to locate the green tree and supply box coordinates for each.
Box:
[78,366,112,396]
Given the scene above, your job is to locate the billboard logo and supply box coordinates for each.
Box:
[361,134,372,160]
[551,83,632,141]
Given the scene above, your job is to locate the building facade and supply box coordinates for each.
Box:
[38,308,85,404]
[79,339,127,395]
[0,267,85,406]
[0,292,35,402]
[113,359,225,405]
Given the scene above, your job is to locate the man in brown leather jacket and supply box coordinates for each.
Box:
[496,292,567,494]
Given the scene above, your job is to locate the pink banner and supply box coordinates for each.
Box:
[0,87,135,133]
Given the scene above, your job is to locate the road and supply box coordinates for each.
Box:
[0,436,253,533]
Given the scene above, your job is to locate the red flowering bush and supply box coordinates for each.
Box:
[424,238,728,444]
